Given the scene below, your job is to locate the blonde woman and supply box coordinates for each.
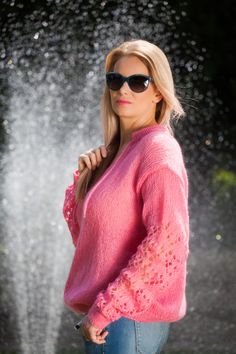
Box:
[63,39,190,354]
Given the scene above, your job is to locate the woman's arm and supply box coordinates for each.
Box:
[86,165,190,329]
[62,169,80,247]
[62,145,108,246]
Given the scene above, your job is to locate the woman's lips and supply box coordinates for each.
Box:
[116,100,132,105]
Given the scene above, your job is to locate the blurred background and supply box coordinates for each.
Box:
[0,0,235,353]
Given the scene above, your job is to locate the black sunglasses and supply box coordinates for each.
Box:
[106,72,154,93]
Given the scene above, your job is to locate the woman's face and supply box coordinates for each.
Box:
[109,55,162,122]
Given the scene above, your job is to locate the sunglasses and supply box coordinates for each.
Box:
[106,72,154,93]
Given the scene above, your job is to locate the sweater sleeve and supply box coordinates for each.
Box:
[62,169,80,247]
[86,165,190,329]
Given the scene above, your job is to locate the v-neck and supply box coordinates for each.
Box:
[82,123,169,216]
[114,124,169,163]
[112,142,130,164]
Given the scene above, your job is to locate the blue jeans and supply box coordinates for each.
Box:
[82,316,171,354]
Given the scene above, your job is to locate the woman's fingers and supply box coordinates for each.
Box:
[100,145,108,158]
[78,145,108,171]
[78,154,92,171]
[80,316,109,344]
[94,328,109,343]
[100,330,109,340]
[82,328,108,344]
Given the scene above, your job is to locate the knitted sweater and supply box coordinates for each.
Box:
[62,124,190,330]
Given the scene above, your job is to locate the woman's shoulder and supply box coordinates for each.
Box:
[133,130,188,191]
[137,130,185,167]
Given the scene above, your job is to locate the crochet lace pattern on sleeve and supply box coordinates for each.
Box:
[90,167,189,322]
[63,179,80,247]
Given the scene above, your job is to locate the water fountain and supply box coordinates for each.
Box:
[0,1,235,353]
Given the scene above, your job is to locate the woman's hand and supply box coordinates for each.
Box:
[80,315,109,344]
[78,145,108,172]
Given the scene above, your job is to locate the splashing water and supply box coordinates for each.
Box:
[0,1,235,354]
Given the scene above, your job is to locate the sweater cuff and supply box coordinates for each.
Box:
[86,304,113,329]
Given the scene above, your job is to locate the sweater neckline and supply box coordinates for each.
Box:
[82,124,168,215]
[130,123,169,141]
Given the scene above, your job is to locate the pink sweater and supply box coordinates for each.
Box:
[62,124,190,330]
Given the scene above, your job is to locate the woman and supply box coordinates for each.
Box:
[62,39,190,354]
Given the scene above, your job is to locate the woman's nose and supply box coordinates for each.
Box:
[119,81,131,93]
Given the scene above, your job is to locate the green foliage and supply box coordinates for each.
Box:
[212,168,236,198]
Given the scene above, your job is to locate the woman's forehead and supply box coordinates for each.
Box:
[113,55,149,76]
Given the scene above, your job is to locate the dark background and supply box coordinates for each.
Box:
[0,0,236,150]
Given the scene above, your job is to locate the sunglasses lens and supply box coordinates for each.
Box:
[129,76,150,92]
[106,73,123,90]
[106,73,152,92]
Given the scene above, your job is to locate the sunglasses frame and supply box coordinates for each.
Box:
[106,72,154,93]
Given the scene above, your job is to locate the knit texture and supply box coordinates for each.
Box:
[62,124,190,330]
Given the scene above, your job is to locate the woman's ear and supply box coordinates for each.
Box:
[153,92,163,104]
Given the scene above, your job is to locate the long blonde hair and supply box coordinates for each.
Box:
[75,39,186,202]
